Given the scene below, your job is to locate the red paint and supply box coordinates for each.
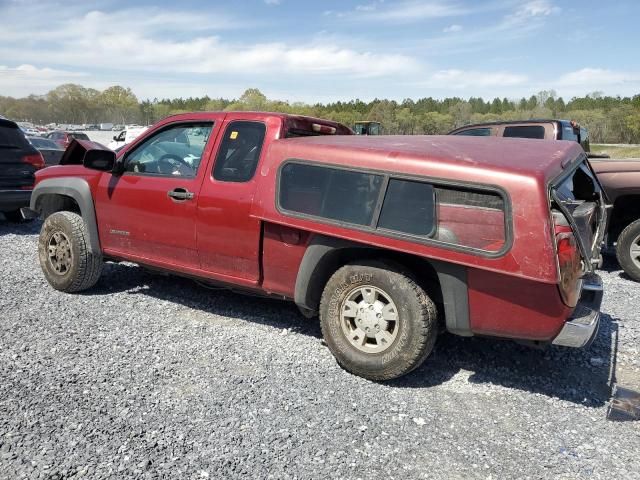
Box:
[261,223,311,297]
[34,112,591,342]
[468,268,571,340]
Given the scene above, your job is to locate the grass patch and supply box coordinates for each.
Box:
[591,144,640,159]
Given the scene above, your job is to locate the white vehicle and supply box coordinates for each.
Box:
[99,123,113,131]
[107,126,148,150]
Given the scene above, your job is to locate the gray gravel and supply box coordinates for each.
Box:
[1,219,639,480]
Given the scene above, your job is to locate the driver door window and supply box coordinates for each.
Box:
[124,123,213,177]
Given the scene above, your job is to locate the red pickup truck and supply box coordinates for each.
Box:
[28,112,607,380]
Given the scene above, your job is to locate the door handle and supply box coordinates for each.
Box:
[167,188,195,201]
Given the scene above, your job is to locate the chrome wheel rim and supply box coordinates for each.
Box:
[47,231,72,275]
[630,233,640,269]
[340,285,399,354]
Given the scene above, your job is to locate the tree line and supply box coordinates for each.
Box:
[2,84,640,143]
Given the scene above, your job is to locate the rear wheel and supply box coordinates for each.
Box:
[616,219,640,282]
[38,211,103,292]
[319,260,438,381]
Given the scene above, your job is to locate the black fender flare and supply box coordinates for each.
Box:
[294,235,471,336]
[30,178,101,254]
[294,235,373,314]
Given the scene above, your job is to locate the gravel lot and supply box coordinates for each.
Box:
[1,219,639,479]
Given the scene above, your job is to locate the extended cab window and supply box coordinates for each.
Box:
[378,179,435,236]
[434,187,506,252]
[454,128,492,136]
[124,123,212,177]
[503,125,545,139]
[279,163,383,226]
[279,162,507,253]
[213,121,266,182]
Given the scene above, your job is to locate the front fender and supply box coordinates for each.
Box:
[30,177,101,254]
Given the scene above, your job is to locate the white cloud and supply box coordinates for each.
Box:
[504,0,560,25]
[520,0,559,17]
[327,1,469,22]
[426,69,529,89]
[443,24,463,33]
[264,0,281,5]
[557,68,640,88]
[356,1,384,12]
[0,64,88,96]
[0,5,421,80]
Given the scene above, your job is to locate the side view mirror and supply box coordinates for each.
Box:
[84,149,116,171]
[60,139,116,170]
[113,135,118,141]
[112,158,126,176]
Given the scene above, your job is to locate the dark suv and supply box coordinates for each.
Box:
[0,118,45,221]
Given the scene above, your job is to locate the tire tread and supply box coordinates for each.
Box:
[319,260,438,381]
[616,219,640,282]
[39,211,103,292]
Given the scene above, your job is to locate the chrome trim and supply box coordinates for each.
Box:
[552,309,599,348]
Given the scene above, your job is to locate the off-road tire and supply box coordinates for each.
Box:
[319,260,438,381]
[616,218,640,282]
[38,211,103,292]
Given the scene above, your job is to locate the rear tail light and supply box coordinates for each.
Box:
[22,153,45,170]
[553,210,583,307]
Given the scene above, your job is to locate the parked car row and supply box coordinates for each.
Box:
[43,130,91,149]
[107,126,148,151]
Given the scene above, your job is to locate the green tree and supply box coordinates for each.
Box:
[98,86,139,124]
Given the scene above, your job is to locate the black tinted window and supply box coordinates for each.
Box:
[213,121,266,182]
[455,128,492,136]
[29,137,58,148]
[378,179,435,236]
[0,125,29,148]
[279,163,383,226]
[503,125,545,139]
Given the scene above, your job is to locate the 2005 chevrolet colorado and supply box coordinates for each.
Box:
[28,111,607,380]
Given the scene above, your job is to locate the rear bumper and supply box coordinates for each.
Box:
[0,189,32,212]
[552,273,603,348]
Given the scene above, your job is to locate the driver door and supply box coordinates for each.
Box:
[95,119,222,270]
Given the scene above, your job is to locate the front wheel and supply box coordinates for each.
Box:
[38,211,103,292]
[616,219,640,282]
[319,260,438,381]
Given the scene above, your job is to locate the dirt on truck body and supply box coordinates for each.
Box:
[28,112,607,380]
[450,118,640,282]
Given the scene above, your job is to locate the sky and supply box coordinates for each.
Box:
[0,0,639,103]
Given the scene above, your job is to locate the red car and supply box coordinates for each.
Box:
[28,112,607,380]
[46,130,91,149]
